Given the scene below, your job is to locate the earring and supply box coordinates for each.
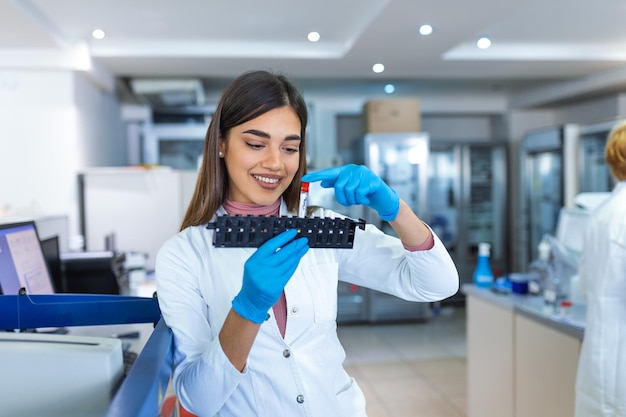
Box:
[218,151,223,157]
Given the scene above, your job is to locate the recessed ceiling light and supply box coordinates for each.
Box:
[477,37,491,49]
[307,32,320,42]
[372,63,385,73]
[419,25,433,36]
[91,29,106,40]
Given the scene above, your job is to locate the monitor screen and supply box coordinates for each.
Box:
[40,235,63,292]
[0,221,55,295]
[556,207,590,255]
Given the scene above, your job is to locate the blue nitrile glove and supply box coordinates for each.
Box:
[302,164,400,221]
[232,229,310,324]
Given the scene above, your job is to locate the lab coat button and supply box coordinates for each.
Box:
[296,394,304,404]
[283,349,291,358]
[291,307,299,315]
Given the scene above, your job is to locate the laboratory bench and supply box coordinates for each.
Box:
[462,284,586,417]
[0,292,173,417]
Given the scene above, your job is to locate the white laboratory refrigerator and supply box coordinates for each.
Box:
[426,140,508,300]
[351,132,432,322]
[518,121,619,269]
[576,120,619,193]
[519,125,576,269]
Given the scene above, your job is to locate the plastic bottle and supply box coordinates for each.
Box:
[527,238,551,295]
[473,242,494,289]
[569,274,586,306]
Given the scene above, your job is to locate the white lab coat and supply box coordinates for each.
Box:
[155,202,459,417]
[575,181,626,417]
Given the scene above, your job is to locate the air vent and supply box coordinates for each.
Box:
[129,79,207,108]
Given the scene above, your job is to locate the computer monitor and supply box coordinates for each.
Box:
[40,235,64,292]
[61,251,123,294]
[0,221,56,295]
[556,207,590,255]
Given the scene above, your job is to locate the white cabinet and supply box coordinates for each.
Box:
[515,314,581,417]
[466,290,582,417]
[467,296,514,417]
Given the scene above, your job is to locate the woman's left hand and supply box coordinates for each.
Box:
[302,164,400,221]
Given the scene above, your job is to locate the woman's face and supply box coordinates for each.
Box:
[219,106,302,205]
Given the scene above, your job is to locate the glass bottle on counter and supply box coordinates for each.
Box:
[542,251,560,306]
[528,238,551,295]
[473,242,494,289]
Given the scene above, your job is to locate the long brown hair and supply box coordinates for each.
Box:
[180,70,309,230]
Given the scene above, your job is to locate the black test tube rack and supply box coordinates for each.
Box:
[206,215,366,249]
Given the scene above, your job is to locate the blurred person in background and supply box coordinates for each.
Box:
[575,120,626,417]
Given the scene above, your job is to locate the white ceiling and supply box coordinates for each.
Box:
[3,0,626,102]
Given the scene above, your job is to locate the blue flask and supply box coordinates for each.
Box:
[473,242,494,288]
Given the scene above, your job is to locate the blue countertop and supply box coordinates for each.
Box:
[461,284,586,340]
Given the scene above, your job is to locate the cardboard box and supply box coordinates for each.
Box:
[362,98,421,133]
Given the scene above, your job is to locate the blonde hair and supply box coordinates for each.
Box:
[606,121,626,181]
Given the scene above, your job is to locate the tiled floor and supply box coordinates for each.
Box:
[337,305,467,417]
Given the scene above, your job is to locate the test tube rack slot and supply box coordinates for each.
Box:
[206,215,366,248]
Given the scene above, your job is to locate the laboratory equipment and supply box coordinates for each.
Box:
[143,122,207,170]
[0,292,170,417]
[207,215,366,248]
[527,237,551,295]
[61,251,128,294]
[0,331,123,417]
[542,233,578,304]
[542,249,559,306]
[555,206,591,254]
[509,273,529,295]
[299,181,310,217]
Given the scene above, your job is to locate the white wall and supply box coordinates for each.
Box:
[553,95,624,126]
[74,73,126,167]
[0,70,124,239]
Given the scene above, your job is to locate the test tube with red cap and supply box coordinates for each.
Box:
[299,181,310,217]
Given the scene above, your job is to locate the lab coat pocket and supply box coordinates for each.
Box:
[302,262,338,322]
[336,377,367,417]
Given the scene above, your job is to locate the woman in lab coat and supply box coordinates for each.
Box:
[155,70,459,417]
[575,121,626,417]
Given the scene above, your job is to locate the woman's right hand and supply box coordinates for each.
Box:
[231,229,309,324]
[302,164,401,221]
